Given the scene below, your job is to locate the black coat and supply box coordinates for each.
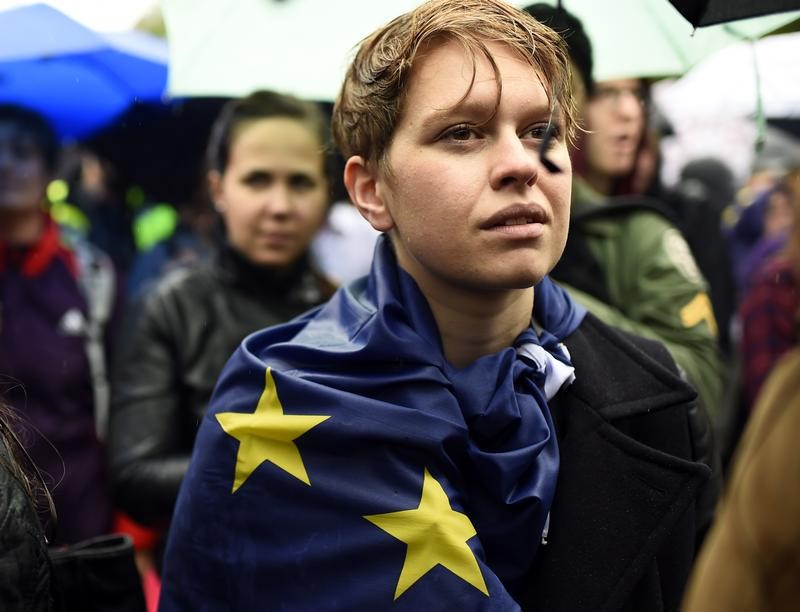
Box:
[109,246,335,526]
[521,313,715,612]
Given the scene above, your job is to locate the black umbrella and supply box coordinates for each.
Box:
[668,0,800,27]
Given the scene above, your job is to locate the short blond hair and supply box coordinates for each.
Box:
[331,0,577,166]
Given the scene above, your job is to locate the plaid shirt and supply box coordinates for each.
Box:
[738,256,800,409]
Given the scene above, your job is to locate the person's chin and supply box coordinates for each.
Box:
[249,248,296,269]
[609,158,637,177]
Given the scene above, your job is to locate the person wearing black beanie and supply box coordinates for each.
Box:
[524,2,725,534]
[523,3,594,98]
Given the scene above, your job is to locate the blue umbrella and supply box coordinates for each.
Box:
[0,3,168,142]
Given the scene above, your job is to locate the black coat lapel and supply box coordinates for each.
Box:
[519,315,710,611]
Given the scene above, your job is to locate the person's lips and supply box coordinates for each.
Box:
[609,132,638,155]
[258,231,296,247]
[481,203,548,238]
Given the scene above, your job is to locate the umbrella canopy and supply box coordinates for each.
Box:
[162,0,422,102]
[532,0,800,82]
[654,31,800,124]
[0,3,168,142]
[653,32,800,188]
[162,0,800,101]
[668,0,800,27]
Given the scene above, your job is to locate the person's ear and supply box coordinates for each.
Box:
[207,170,225,213]
[343,156,394,232]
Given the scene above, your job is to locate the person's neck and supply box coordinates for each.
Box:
[218,241,311,295]
[419,280,534,369]
[0,208,46,245]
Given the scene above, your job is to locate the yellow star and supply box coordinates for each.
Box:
[216,367,330,493]
[364,468,489,600]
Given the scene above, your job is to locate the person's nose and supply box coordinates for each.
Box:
[489,131,539,191]
[615,90,643,119]
[264,182,293,217]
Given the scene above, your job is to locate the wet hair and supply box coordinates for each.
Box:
[331,0,578,168]
[206,90,330,175]
[0,400,56,524]
[523,3,594,96]
[0,104,59,173]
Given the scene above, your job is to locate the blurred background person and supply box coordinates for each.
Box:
[729,173,797,299]
[524,5,724,427]
[80,96,234,303]
[124,183,218,303]
[108,90,336,579]
[0,103,119,546]
[736,169,800,415]
[665,157,739,356]
[711,169,800,471]
[48,146,138,279]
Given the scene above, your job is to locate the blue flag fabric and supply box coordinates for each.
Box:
[160,235,586,611]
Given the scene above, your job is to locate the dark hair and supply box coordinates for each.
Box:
[0,400,56,522]
[206,90,330,174]
[0,104,59,172]
[523,3,594,96]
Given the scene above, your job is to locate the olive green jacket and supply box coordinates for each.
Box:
[553,178,725,420]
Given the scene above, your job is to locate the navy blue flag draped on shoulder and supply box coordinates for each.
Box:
[160,235,585,611]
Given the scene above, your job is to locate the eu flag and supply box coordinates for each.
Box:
[159,236,584,610]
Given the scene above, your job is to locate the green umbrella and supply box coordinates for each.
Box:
[532,0,799,81]
[162,0,423,101]
[162,0,799,101]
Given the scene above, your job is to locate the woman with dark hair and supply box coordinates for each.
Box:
[0,103,119,546]
[0,400,55,611]
[108,90,336,558]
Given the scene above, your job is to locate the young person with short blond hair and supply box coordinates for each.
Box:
[160,2,713,609]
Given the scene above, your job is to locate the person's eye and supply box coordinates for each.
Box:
[442,125,479,142]
[289,174,316,191]
[594,87,617,101]
[524,123,561,145]
[631,88,648,105]
[242,172,271,187]
[523,124,549,139]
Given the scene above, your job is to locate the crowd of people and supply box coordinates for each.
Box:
[1,0,798,610]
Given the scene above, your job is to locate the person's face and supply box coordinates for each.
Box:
[348,40,572,297]
[209,117,329,267]
[764,189,794,237]
[584,78,646,181]
[0,122,50,212]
